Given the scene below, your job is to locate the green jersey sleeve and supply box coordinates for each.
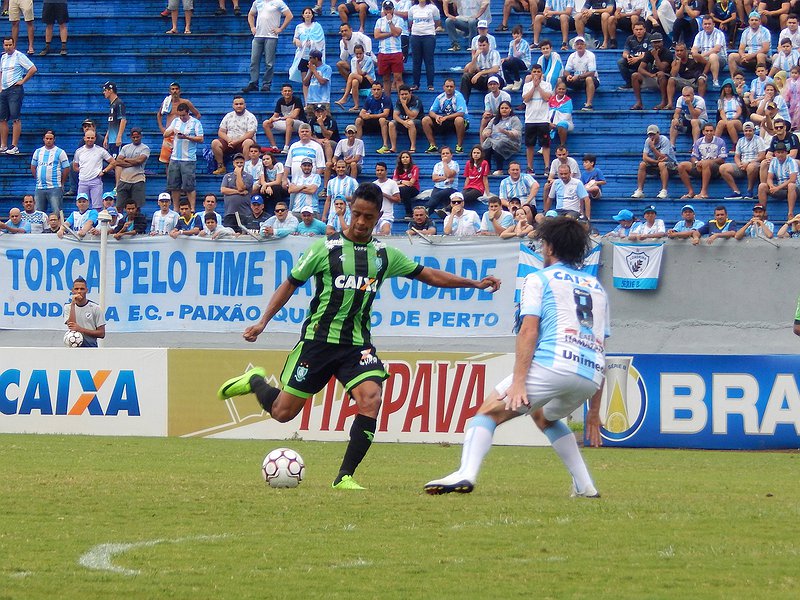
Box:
[289,239,328,284]
[795,294,800,324]
[385,245,424,279]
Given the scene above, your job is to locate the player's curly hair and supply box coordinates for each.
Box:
[352,182,383,211]
[537,216,590,267]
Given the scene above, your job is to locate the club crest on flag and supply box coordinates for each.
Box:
[625,250,650,278]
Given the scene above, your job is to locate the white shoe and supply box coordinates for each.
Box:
[424,472,474,495]
[502,83,514,91]
[511,80,522,91]
[631,189,645,198]
[571,481,600,498]
[656,188,669,199]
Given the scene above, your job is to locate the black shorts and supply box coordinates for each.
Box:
[280,339,388,398]
[359,117,387,133]
[525,122,550,148]
[344,1,366,15]
[432,117,468,135]
[42,3,69,25]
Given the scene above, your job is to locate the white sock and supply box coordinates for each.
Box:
[458,414,497,482]
[547,420,594,492]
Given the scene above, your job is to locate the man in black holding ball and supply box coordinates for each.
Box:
[64,276,105,348]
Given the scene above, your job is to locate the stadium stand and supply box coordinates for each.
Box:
[0,1,792,234]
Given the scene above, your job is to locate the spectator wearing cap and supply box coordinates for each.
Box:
[295,205,327,235]
[30,129,69,214]
[164,101,204,212]
[720,120,766,199]
[211,95,258,176]
[242,0,293,94]
[533,0,575,52]
[691,204,738,245]
[605,208,635,238]
[388,84,423,152]
[220,152,254,231]
[40,0,69,56]
[150,192,180,235]
[444,0,491,52]
[677,122,728,199]
[628,205,665,241]
[667,204,705,238]
[0,37,36,155]
[758,140,797,218]
[338,0,370,33]
[633,124,676,200]
[99,191,119,228]
[101,82,126,169]
[72,128,116,210]
[374,1,405,94]
[288,156,321,214]
[443,191,481,236]
[243,194,271,232]
[460,35,504,101]
[156,82,201,170]
[759,117,799,183]
[331,125,364,179]
[115,127,150,209]
[670,85,709,149]
[357,81,392,153]
[564,36,598,111]
[303,49,332,117]
[691,15,728,89]
[59,193,98,239]
[728,11,771,77]
[468,18,496,57]
[735,203,775,239]
[630,32,672,111]
[480,75,510,133]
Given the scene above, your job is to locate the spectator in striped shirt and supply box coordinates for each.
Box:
[0,37,35,154]
[374,1,405,93]
[758,140,797,217]
[460,36,503,101]
[150,192,180,235]
[30,129,69,213]
[719,120,766,198]
[164,102,204,211]
[728,12,771,76]
[691,15,728,88]
[498,160,539,208]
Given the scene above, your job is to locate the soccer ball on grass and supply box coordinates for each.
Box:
[63,330,84,348]
[262,448,305,488]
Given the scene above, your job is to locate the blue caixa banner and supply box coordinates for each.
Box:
[585,354,800,450]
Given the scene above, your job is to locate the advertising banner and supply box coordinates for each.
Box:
[0,236,517,336]
[0,348,168,436]
[169,349,551,446]
[589,354,800,449]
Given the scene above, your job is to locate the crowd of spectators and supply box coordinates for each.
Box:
[4,0,800,241]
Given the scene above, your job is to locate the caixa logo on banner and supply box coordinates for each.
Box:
[0,369,140,416]
[587,354,800,450]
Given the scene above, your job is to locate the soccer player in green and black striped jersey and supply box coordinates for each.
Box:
[218,182,501,490]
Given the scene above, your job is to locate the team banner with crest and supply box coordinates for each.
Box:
[611,242,664,290]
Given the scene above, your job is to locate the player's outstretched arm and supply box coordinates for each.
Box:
[244,279,299,342]
[415,267,501,292]
[584,385,604,448]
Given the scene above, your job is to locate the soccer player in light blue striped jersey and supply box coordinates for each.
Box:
[425,216,609,498]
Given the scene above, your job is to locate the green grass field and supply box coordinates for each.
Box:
[1,434,798,599]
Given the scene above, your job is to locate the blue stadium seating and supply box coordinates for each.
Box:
[1,2,788,233]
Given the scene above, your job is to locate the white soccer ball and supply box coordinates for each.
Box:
[262,448,305,488]
[63,330,84,348]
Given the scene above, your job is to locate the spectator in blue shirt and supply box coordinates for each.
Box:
[295,205,327,235]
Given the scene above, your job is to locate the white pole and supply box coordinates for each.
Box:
[96,209,113,348]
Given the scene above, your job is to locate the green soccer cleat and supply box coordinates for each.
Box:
[217,367,267,400]
[332,475,366,490]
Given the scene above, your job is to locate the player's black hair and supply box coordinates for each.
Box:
[537,217,590,267]
[72,276,87,286]
[352,182,383,211]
